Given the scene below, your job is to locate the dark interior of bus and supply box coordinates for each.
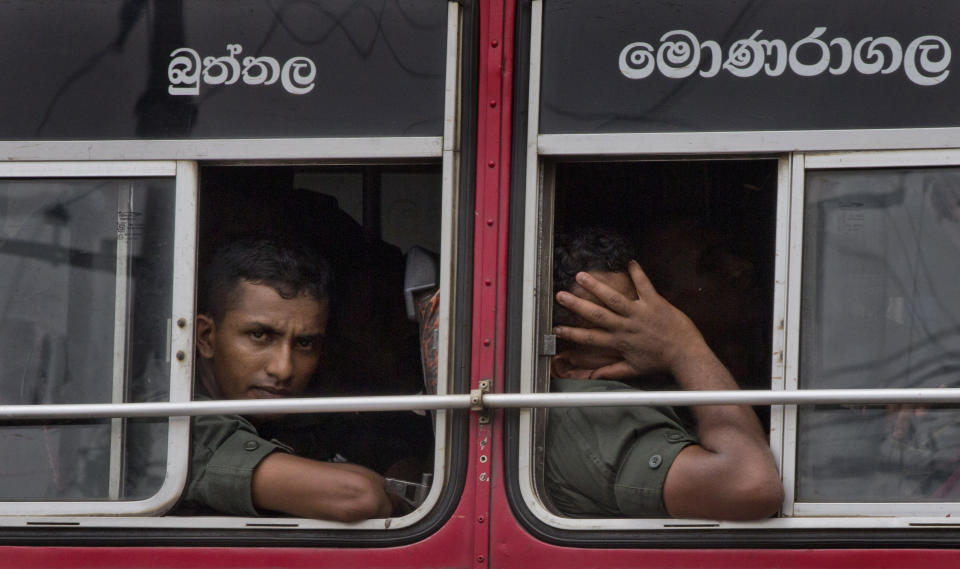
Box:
[552,159,778,426]
[197,164,441,486]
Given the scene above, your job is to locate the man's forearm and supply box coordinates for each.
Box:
[669,340,770,448]
[661,341,783,519]
[252,453,393,521]
[550,264,782,519]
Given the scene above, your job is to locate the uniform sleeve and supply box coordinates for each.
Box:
[545,378,697,518]
[183,413,291,516]
[612,418,696,516]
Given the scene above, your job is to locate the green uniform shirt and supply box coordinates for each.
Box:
[545,378,698,518]
[180,404,293,517]
[177,388,428,516]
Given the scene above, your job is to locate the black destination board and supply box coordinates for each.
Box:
[540,0,959,134]
[0,0,447,140]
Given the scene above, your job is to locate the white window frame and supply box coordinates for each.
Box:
[0,160,196,516]
[516,148,960,531]
[783,148,960,519]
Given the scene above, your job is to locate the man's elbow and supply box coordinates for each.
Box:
[322,472,391,523]
[728,471,783,520]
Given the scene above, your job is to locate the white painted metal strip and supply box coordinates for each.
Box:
[780,153,806,516]
[442,2,461,153]
[767,156,791,501]
[537,128,960,156]
[108,184,134,500]
[0,138,443,162]
[804,148,960,168]
[146,160,200,515]
[518,0,547,521]
[0,161,176,177]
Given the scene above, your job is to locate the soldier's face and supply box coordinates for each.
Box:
[198,281,328,406]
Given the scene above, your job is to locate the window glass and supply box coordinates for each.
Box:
[0,177,175,501]
[798,168,960,502]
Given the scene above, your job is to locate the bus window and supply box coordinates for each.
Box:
[527,158,780,520]
[0,0,467,536]
[518,154,960,528]
[192,165,439,515]
[796,165,960,507]
[0,162,191,514]
[0,162,450,524]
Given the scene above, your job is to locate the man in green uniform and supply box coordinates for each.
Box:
[546,229,783,520]
[179,236,394,520]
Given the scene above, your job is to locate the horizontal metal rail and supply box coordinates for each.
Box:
[3,389,960,420]
[0,395,471,420]
[482,388,960,408]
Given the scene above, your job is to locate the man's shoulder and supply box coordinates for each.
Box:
[550,377,635,393]
[548,377,693,431]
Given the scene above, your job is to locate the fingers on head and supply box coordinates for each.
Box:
[575,271,631,314]
[553,325,609,348]
[628,261,658,297]
[556,290,611,326]
[575,271,609,298]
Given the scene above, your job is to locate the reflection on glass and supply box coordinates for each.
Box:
[0,178,174,501]
[798,168,960,502]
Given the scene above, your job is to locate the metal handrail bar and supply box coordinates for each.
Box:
[482,388,960,408]
[3,389,960,420]
[0,395,471,420]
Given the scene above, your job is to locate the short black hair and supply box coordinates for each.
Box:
[199,235,332,322]
[553,227,634,325]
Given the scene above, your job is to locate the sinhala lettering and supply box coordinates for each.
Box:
[619,28,951,86]
[168,44,317,96]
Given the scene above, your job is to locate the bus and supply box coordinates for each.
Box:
[1,0,960,567]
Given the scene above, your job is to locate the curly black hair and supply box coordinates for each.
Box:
[553,227,635,325]
[199,234,333,322]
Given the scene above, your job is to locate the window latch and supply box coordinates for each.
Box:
[541,334,557,356]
